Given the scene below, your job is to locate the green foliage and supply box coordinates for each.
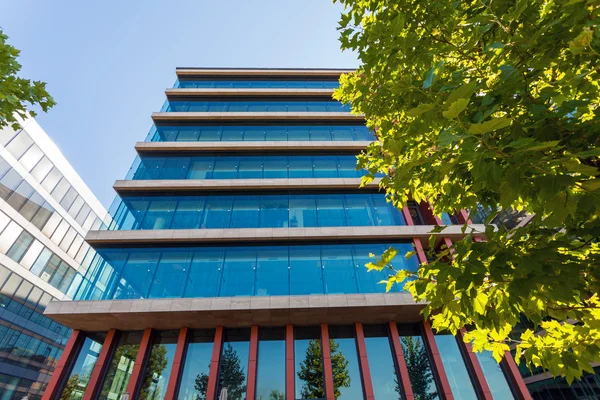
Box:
[139,344,169,400]
[335,0,600,383]
[399,337,438,400]
[59,374,81,400]
[0,29,55,129]
[298,339,350,398]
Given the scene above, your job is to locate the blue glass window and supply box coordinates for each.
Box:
[397,324,440,399]
[98,331,143,399]
[256,328,286,400]
[74,243,418,301]
[140,330,178,399]
[217,328,250,400]
[477,351,515,399]
[434,334,478,400]
[162,100,350,113]
[110,194,406,231]
[146,125,374,142]
[176,79,340,89]
[178,329,215,400]
[295,327,325,399]
[328,326,364,400]
[130,155,371,180]
[363,324,403,399]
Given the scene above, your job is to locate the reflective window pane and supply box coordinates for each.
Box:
[217,328,250,400]
[295,327,325,399]
[433,334,478,400]
[59,333,105,399]
[328,326,363,400]
[477,351,515,399]
[139,330,178,400]
[99,331,143,399]
[178,329,215,400]
[397,324,440,400]
[256,328,286,400]
[363,325,401,400]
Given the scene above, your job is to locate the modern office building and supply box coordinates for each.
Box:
[0,117,107,399]
[43,68,533,400]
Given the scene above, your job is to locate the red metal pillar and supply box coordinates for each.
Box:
[165,327,189,400]
[501,350,533,400]
[286,324,295,400]
[354,323,375,400]
[320,324,335,400]
[457,329,493,400]
[388,322,415,400]
[422,322,454,400]
[42,329,84,400]
[83,329,119,400]
[246,325,259,400]
[125,328,153,399]
[206,326,224,400]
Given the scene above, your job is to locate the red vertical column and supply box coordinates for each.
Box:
[165,327,189,400]
[286,325,295,400]
[457,329,493,400]
[42,330,84,400]
[83,329,119,400]
[354,323,375,400]
[388,322,414,400]
[501,350,533,400]
[320,324,335,400]
[206,326,224,400]
[246,325,259,400]
[422,322,454,400]
[125,328,153,398]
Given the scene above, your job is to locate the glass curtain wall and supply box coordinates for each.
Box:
[363,325,402,400]
[176,80,340,89]
[433,334,478,400]
[139,330,179,400]
[146,125,374,142]
[328,326,364,400]
[161,101,350,113]
[216,328,250,400]
[177,329,215,400]
[98,331,143,399]
[255,327,286,400]
[58,333,106,399]
[294,326,325,399]
[108,194,406,231]
[73,243,418,301]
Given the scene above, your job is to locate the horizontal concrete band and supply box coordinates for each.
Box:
[113,178,377,194]
[85,225,486,246]
[44,293,424,331]
[175,68,353,77]
[165,88,335,97]
[134,141,371,155]
[151,112,364,122]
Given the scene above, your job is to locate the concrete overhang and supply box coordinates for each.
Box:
[44,293,424,331]
[134,141,372,155]
[151,112,364,123]
[165,88,335,98]
[175,68,353,78]
[113,177,377,195]
[85,225,486,247]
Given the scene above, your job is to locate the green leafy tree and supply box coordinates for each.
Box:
[268,389,285,400]
[59,374,81,400]
[0,29,55,129]
[297,339,350,399]
[194,372,208,400]
[334,0,600,383]
[398,337,437,400]
[139,344,169,400]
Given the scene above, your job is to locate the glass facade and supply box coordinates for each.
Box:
[108,193,405,231]
[294,326,324,399]
[128,155,370,180]
[256,328,286,400]
[175,79,340,89]
[98,331,143,399]
[363,324,402,400]
[73,243,417,301]
[58,333,105,399]
[161,100,350,113]
[139,330,179,400]
[216,328,250,400]
[177,329,214,400]
[434,334,478,400]
[397,324,440,400]
[147,125,374,142]
[328,326,364,400]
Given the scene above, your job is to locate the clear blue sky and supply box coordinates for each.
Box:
[0,0,357,208]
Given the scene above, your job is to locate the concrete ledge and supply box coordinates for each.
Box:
[85,225,487,246]
[44,293,424,331]
[134,141,372,155]
[113,177,377,194]
[165,88,335,98]
[175,68,352,78]
[151,112,364,123]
